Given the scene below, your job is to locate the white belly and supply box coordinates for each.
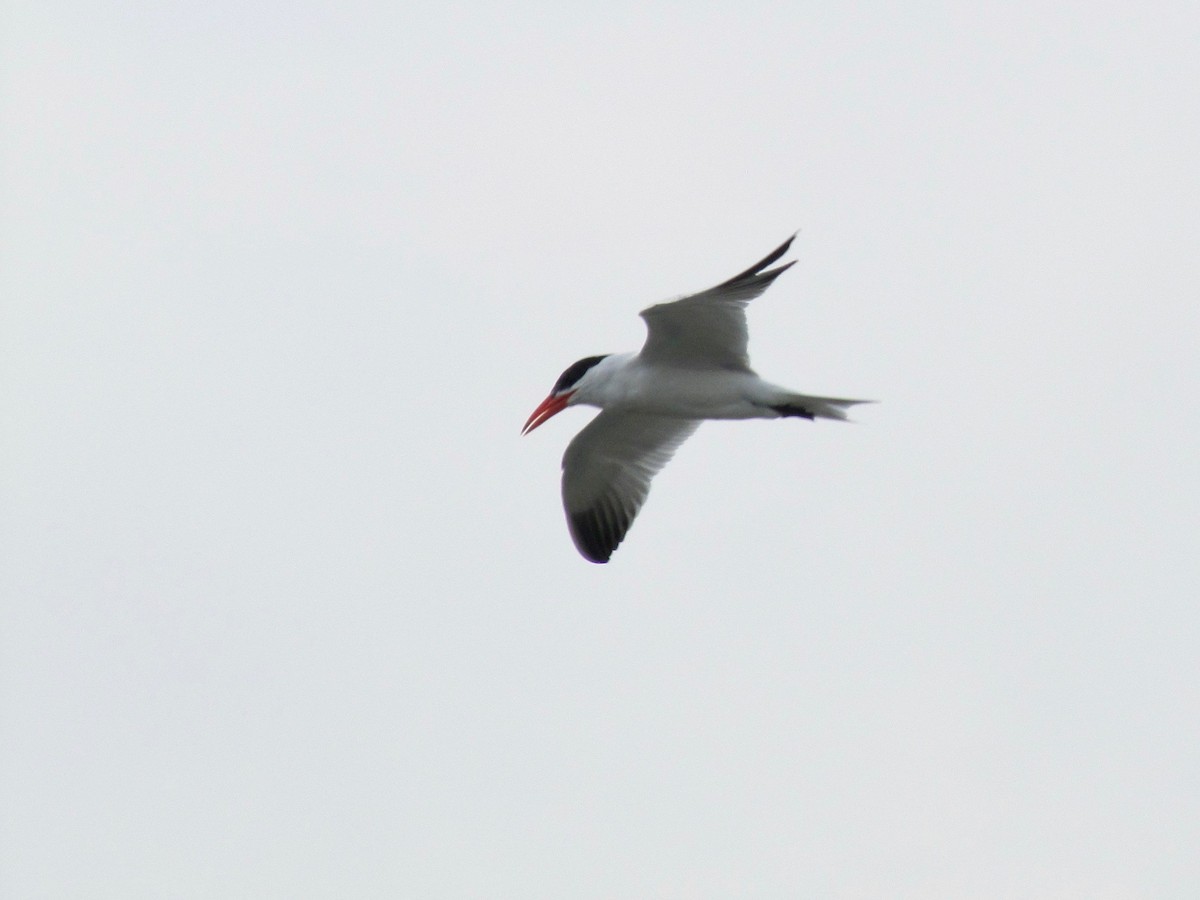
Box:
[602,363,778,420]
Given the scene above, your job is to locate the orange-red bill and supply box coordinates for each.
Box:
[521,393,571,435]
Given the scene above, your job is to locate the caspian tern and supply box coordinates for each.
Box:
[522,234,867,563]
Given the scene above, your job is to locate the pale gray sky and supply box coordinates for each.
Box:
[3,2,1199,897]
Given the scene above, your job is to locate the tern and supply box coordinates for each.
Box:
[522,234,867,563]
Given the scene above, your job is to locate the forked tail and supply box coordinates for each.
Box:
[770,394,871,421]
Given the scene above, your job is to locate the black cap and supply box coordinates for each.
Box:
[552,355,609,394]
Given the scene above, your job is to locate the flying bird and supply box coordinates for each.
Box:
[522,234,867,563]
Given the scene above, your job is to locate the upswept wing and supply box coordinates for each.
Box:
[561,411,700,563]
[638,234,796,371]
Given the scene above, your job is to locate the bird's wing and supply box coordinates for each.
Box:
[638,233,796,371]
[561,411,701,563]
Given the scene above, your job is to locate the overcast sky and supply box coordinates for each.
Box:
[3,2,1199,897]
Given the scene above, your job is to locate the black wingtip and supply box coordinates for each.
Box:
[568,509,619,563]
[715,233,798,289]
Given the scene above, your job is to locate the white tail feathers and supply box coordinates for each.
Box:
[781,394,872,421]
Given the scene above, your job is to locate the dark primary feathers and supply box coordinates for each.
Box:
[711,232,796,290]
[638,233,797,371]
[558,235,799,562]
[525,232,866,564]
[561,412,700,563]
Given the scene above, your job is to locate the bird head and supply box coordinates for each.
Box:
[521,355,610,435]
